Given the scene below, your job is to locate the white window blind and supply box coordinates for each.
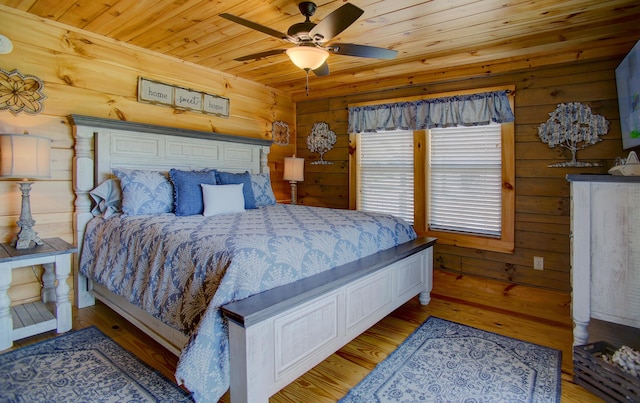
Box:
[357,131,414,224]
[429,123,502,237]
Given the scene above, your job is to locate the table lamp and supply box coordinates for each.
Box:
[283,155,304,204]
[0,133,51,249]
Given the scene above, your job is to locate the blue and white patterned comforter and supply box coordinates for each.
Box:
[80,204,416,402]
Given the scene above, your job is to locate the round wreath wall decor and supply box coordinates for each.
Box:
[0,68,47,115]
[272,121,290,146]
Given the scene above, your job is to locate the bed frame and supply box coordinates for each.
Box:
[70,114,435,403]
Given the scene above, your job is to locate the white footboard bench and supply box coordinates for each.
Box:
[222,237,436,403]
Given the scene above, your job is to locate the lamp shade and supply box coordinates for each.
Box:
[286,46,329,70]
[283,156,304,182]
[0,133,51,179]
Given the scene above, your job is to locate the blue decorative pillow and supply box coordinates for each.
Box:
[215,171,257,209]
[113,169,173,215]
[250,173,276,207]
[169,169,217,216]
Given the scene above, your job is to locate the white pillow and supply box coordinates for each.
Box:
[202,183,245,216]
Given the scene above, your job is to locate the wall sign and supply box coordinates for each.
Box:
[137,77,229,118]
[204,93,229,116]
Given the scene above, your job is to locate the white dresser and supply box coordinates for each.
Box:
[568,175,640,346]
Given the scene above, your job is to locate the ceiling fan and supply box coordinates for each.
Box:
[220,1,397,79]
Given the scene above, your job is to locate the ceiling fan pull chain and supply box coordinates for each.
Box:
[305,69,310,96]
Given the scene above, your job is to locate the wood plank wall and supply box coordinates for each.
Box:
[296,58,640,292]
[0,6,295,306]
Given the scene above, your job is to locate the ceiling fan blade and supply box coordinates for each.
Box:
[220,13,293,42]
[330,43,398,59]
[309,3,363,43]
[313,62,330,77]
[234,49,287,61]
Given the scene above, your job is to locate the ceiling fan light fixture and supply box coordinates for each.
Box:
[286,46,329,70]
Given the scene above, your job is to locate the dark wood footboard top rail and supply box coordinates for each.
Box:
[222,237,437,328]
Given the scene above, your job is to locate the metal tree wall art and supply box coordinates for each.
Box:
[307,122,336,165]
[0,68,46,115]
[538,102,609,167]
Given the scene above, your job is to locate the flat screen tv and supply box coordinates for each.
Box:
[616,37,640,150]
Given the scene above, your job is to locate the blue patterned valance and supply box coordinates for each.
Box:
[348,90,514,133]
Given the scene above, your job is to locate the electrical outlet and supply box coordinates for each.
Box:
[534,256,544,270]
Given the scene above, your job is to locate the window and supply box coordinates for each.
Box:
[429,123,502,238]
[349,86,515,253]
[356,130,414,223]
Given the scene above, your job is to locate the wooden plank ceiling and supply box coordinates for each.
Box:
[3,0,640,101]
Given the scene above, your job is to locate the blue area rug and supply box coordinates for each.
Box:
[340,316,561,402]
[0,326,193,402]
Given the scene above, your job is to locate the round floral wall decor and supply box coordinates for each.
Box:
[0,68,47,115]
[272,121,290,146]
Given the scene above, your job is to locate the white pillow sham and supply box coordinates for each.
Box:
[202,183,246,216]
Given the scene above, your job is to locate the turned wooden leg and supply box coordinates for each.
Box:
[0,265,13,350]
[420,246,434,306]
[54,254,72,333]
[41,263,56,303]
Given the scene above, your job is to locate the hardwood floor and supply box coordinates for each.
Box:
[10,269,603,402]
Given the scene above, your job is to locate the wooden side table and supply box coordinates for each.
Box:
[0,237,77,351]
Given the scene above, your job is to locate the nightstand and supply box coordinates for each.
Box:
[0,237,77,351]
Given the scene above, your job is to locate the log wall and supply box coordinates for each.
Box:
[296,58,640,292]
[0,7,295,306]
[3,4,638,299]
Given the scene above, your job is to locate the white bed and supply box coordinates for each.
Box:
[70,114,435,403]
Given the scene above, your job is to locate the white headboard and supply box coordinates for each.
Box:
[69,114,271,307]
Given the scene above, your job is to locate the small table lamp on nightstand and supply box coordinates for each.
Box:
[0,133,51,249]
[283,155,304,205]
